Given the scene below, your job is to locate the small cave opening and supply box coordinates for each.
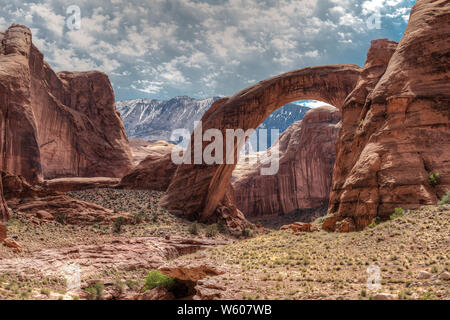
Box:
[170,279,197,300]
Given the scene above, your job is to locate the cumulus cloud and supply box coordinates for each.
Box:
[0,0,414,100]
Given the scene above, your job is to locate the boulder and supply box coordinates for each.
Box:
[136,287,175,300]
[280,222,312,233]
[3,238,21,253]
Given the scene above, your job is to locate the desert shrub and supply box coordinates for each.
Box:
[133,211,147,224]
[188,221,199,235]
[242,228,253,237]
[368,217,381,228]
[112,217,126,233]
[143,270,175,292]
[429,172,441,186]
[390,208,405,220]
[85,282,104,300]
[55,214,66,225]
[205,224,219,238]
[217,220,228,234]
[437,190,450,205]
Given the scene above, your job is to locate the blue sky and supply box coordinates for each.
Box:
[0,0,415,101]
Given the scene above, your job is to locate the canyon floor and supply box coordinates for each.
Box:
[0,189,448,300]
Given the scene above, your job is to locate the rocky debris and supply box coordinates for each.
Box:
[195,278,226,300]
[372,293,394,300]
[438,272,450,281]
[135,286,175,300]
[328,0,450,229]
[280,222,312,233]
[119,141,177,191]
[35,210,54,220]
[233,106,341,218]
[2,171,127,225]
[161,62,361,225]
[417,271,433,280]
[0,24,133,183]
[2,237,22,253]
[43,177,121,193]
[0,236,228,284]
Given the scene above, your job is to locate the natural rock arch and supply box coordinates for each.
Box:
[161,64,362,225]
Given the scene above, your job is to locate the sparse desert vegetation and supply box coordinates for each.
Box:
[172,204,450,300]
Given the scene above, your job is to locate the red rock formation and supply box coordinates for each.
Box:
[233,106,341,218]
[0,24,133,182]
[161,65,361,225]
[0,221,6,241]
[43,177,120,193]
[327,0,450,230]
[2,171,129,225]
[0,25,42,185]
[119,140,177,191]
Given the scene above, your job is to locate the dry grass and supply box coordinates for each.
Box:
[176,205,450,300]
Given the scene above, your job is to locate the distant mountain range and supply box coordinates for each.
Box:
[116,96,311,147]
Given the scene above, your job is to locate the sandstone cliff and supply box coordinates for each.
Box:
[0,24,133,182]
[326,0,450,230]
[233,106,341,218]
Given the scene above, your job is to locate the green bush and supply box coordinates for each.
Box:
[217,220,228,234]
[85,282,104,300]
[143,270,175,292]
[390,208,405,220]
[113,217,127,233]
[429,172,441,186]
[188,221,199,235]
[368,217,381,228]
[205,224,219,238]
[438,190,450,205]
[133,211,147,224]
[55,214,66,225]
[242,228,253,237]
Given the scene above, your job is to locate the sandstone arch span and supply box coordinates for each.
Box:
[161,64,362,226]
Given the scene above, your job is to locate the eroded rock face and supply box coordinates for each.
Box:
[43,177,120,193]
[233,106,341,218]
[0,24,133,182]
[1,171,128,225]
[161,65,361,225]
[119,140,177,191]
[327,0,450,230]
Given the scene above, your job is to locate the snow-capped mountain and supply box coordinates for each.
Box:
[117,96,310,146]
[116,96,221,142]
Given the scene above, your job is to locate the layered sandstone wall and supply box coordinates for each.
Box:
[0,24,133,181]
[233,106,341,218]
[327,0,450,230]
